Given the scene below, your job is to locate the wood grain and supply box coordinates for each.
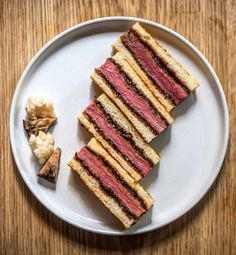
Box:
[0,0,235,254]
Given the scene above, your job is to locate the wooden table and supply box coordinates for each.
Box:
[1,0,235,254]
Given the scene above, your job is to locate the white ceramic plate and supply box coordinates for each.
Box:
[10,17,229,235]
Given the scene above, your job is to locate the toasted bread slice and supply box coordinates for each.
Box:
[111,52,173,124]
[68,141,154,228]
[68,158,135,228]
[112,37,174,111]
[91,71,156,142]
[132,23,199,91]
[113,23,199,111]
[87,138,154,209]
[79,113,142,181]
[96,94,160,166]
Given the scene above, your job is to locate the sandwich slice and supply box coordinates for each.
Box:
[91,55,173,142]
[78,93,160,181]
[68,138,154,228]
[112,22,199,111]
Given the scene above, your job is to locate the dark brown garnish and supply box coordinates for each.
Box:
[23,117,57,136]
[37,147,61,183]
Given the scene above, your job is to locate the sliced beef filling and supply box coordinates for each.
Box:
[98,58,168,134]
[84,102,152,176]
[121,30,189,105]
[76,147,146,218]
[96,101,154,167]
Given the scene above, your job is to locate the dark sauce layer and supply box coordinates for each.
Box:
[84,107,150,177]
[132,29,190,93]
[121,30,189,105]
[96,101,154,168]
[78,147,148,209]
[97,59,168,134]
[76,149,146,219]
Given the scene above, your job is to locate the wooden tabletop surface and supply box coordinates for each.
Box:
[1,0,235,254]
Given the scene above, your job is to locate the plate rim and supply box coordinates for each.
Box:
[10,16,229,235]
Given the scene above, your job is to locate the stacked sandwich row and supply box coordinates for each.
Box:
[68,23,199,228]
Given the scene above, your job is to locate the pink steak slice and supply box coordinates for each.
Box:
[85,102,152,176]
[121,31,189,104]
[99,58,167,133]
[77,147,145,218]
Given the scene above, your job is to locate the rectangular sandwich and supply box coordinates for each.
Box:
[79,93,160,181]
[91,54,173,142]
[112,23,199,111]
[68,138,154,228]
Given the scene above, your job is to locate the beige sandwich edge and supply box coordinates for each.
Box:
[96,93,160,165]
[78,113,142,181]
[132,23,199,91]
[87,137,155,209]
[112,52,174,124]
[91,71,156,142]
[68,158,135,228]
[112,38,174,111]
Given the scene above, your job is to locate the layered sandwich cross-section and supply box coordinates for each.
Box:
[79,94,160,181]
[91,55,173,142]
[113,23,199,111]
[68,22,199,229]
[68,138,154,228]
